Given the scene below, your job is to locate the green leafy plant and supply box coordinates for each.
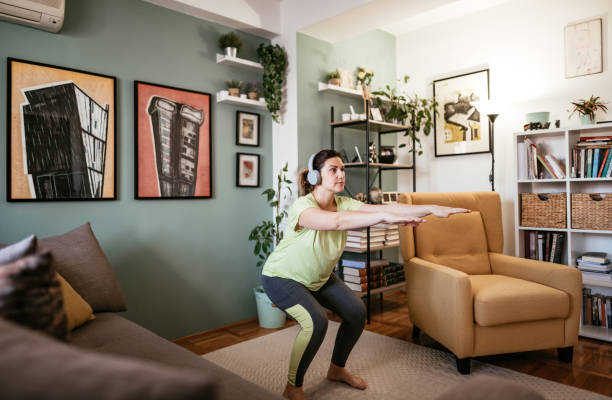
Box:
[326,70,340,80]
[226,80,242,89]
[372,75,438,155]
[257,44,287,123]
[218,32,242,51]
[568,95,608,120]
[246,81,259,93]
[249,163,292,274]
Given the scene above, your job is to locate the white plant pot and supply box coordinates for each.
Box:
[224,47,237,57]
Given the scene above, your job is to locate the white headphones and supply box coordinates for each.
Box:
[307,153,321,185]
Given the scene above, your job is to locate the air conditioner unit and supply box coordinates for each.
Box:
[0,0,64,33]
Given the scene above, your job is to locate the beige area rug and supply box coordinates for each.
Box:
[202,321,608,400]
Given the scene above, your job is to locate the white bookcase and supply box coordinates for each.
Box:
[513,122,612,343]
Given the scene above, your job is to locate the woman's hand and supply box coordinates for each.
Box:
[383,212,426,227]
[429,205,471,218]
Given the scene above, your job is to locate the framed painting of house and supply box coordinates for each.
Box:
[7,58,117,201]
[433,69,490,157]
[134,81,212,199]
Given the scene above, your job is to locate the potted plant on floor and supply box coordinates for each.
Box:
[326,70,341,86]
[568,95,608,125]
[226,80,242,97]
[218,31,242,57]
[246,81,259,100]
[257,43,287,123]
[248,163,292,328]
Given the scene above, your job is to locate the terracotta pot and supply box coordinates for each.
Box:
[228,88,240,97]
[328,78,340,86]
[247,92,259,100]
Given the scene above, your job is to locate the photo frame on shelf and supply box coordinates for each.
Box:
[7,58,117,201]
[565,17,602,78]
[433,69,490,157]
[236,111,260,147]
[370,107,383,121]
[236,152,260,187]
[134,81,212,199]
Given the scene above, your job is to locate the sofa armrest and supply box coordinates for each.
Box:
[489,252,582,346]
[406,257,474,358]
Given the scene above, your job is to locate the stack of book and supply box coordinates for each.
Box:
[381,262,405,286]
[341,258,389,292]
[523,230,565,263]
[577,252,611,283]
[582,287,612,328]
[571,136,612,178]
[518,138,565,180]
[345,224,399,251]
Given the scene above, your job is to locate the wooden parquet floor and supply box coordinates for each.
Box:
[173,290,612,397]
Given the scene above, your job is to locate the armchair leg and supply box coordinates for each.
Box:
[456,357,471,374]
[411,325,420,339]
[557,346,573,363]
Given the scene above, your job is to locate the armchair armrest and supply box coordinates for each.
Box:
[489,252,582,346]
[405,257,474,358]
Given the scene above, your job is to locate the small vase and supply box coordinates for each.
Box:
[224,47,237,57]
[228,88,239,97]
[328,78,340,86]
[580,114,595,125]
[247,92,258,100]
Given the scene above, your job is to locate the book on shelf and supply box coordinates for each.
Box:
[341,257,389,269]
[581,252,609,264]
[346,236,385,245]
[545,154,565,178]
[347,230,386,239]
[517,142,528,180]
[343,274,381,284]
[344,281,382,292]
[343,266,383,278]
[582,288,612,328]
[572,138,612,178]
[523,230,565,263]
[523,138,538,179]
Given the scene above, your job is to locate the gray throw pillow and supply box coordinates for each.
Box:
[0,251,69,341]
[0,235,37,264]
[38,223,126,313]
[0,318,217,400]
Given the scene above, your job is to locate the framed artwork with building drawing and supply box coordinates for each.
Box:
[433,69,490,157]
[134,81,212,199]
[7,58,117,201]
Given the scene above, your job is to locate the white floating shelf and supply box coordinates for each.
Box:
[318,82,363,98]
[216,92,267,110]
[216,54,263,71]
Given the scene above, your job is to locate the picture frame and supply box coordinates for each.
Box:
[134,81,212,199]
[565,17,603,78]
[433,69,490,157]
[236,111,260,147]
[370,107,383,121]
[7,58,117,201]
[236,153,260,188]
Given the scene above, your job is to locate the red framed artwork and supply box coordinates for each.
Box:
[134,81,212,199]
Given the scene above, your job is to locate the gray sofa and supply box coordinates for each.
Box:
[0,223,281,400]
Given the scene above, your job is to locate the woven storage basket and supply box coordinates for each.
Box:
[521,193,566,228]
[571,193,612,230]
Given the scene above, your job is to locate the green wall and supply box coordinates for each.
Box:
[296,30,398,197]
[0,0,272,339]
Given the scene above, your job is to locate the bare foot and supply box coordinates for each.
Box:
[283,382,306,400]
[326,363,367,390]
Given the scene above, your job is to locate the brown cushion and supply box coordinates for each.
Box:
[469,274,570,326]
[0,252,69,340]
[436,376,545,400]
[0,235,37,264]
[38,223,126,313]
[57,273,95,330]
[414,211,491,275]
[0,318,217,400]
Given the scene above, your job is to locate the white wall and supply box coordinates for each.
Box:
[395,0,611,255]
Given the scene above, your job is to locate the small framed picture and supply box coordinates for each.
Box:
[236,111,260,147]
[370,107,383,121]
[236,153,260,187]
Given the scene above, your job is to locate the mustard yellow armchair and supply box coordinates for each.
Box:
[399,192,581,374]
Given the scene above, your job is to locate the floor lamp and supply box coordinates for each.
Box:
[487,113,499,192]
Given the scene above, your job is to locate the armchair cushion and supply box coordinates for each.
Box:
[415,211,491,275]
[469,274,569,327]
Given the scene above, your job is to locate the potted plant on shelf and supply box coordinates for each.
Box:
[248,163,292,328]
[326,70,341,86]
[568,95,608,125]
[372,75,438,155]
[246,81,259,100]
[218,31,242,57]
[257,43,287,123]
[226,80,242,97]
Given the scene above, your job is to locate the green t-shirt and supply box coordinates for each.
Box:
[262,193,363,291]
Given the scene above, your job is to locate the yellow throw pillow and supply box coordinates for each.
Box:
[57,273,95,330]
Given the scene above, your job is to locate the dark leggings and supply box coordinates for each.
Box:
[262,274,366,387]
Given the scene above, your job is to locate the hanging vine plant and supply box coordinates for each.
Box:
[257,43,287,123]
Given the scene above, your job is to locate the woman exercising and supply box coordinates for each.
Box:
[262,149,469,400]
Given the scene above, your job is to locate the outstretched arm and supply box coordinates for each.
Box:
[358,203,470,218]
[298,208,426,231]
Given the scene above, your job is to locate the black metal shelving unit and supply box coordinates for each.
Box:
[330,105,417,323]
